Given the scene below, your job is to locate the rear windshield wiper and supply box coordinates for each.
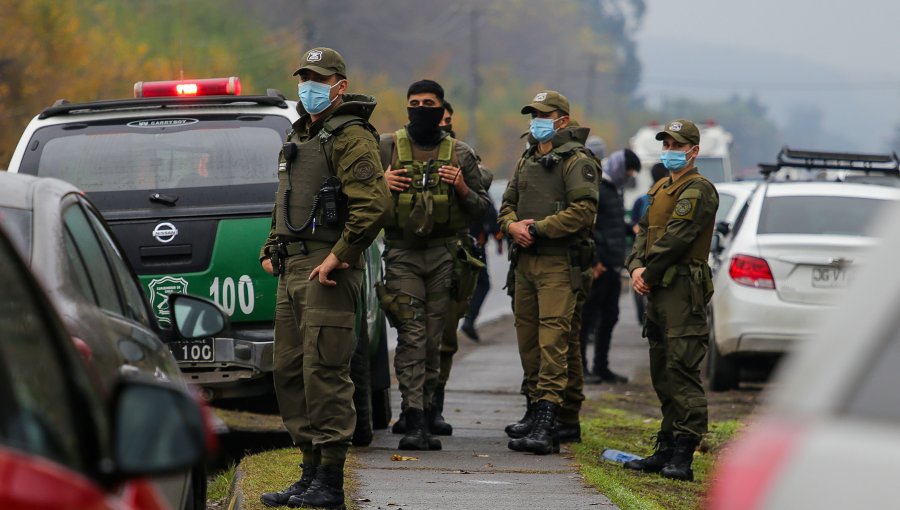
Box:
[149,192,179,205]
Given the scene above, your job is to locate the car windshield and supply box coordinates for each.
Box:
[25,116,287,192]
[696,158,726,183]
[0,207,32,258]
[758,195,890,236]
[716,192,737,224]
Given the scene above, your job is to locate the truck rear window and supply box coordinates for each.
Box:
[23,116,287,193]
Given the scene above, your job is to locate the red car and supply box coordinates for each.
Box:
[0,223,223,509]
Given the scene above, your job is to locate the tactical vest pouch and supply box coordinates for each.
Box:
[451,237,486,303]
[432,193,450,225]
[409,188,436,237]
[568,263,582,292]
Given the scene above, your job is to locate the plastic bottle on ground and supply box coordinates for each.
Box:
[600,448,642,464]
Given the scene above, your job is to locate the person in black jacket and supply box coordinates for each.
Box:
[582,148,641,383]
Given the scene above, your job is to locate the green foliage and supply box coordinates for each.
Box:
[0,0,298,164]
[0,0,784,182]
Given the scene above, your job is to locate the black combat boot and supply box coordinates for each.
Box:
[623,431,675,473]
[391,408,408,434]
[504,396,534,439]
[260,464,318,507]
[428,386,453,436]
[287,464,345,509]
[556,420,581,443]
[399,408,442,450]
[507,400,560,455]
[660,434,700,481]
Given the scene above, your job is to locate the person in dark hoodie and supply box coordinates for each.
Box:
[581,148,641,384]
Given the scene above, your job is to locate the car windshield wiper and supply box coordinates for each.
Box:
[149,192,179,205]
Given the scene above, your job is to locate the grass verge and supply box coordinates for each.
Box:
[235,448,360,510]
[570,406,743,510]
[207,463,236,507]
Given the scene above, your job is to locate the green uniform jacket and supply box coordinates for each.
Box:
[625,168,719,287]
[261,96,391,263]
[498,126,599,239]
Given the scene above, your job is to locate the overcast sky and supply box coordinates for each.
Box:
[635,0,900,151]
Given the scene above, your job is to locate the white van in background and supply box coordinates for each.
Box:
[624,121,734,209]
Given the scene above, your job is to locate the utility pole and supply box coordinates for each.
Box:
[468,7,482,146]
[586,53,598,117]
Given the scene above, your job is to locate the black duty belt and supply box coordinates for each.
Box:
[278,239,334,257]
[384,236,454,250]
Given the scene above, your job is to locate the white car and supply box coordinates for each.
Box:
[707,151,900,391]
[707,196,900,510]
[710,181,758,272]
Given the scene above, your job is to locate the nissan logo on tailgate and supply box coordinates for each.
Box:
[152,222,178,243]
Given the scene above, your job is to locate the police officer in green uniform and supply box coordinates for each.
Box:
[258,47,391,509]
[623,119,718,481]
[499,90,599,455]
[379,80,490,451]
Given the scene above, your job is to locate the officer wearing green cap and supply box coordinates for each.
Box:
[623,118,718,481]
[259,46,391,509]
[378,79,490,451]
[499,90,599,455]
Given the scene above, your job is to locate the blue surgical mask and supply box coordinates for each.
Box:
[660,147,694,171]
[298,79,343,115]
[529,117,557,143]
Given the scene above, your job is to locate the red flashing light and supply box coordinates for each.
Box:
[134,77,242,98]
[729,254,776,289]
[705,118,717,126]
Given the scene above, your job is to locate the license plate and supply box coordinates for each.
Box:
[169,339,215,362]
[811,266,851,288]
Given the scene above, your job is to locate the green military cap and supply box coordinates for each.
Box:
[655,119,701,145]
[293,47,347,77]
[521,90,570,115]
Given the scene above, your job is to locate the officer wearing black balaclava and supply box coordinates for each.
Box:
[376,80,491,451]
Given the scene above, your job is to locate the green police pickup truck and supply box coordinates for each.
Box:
[6,77,391,431]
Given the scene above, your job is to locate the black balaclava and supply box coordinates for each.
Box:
[407,106,445,146]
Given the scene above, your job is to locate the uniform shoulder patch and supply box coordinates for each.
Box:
[581,164,597,182]
[352,160,376,181]
[674,199,693,217]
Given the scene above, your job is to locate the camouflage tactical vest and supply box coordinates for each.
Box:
[385,129,467,239]
[646,171,715,262]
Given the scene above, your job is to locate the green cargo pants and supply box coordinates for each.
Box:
[273,247,362,466]
[384,244,454,411]
[558,268,591,425]
[644,267,710,439]
[438,299,468,386]
[514,253,577,406]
